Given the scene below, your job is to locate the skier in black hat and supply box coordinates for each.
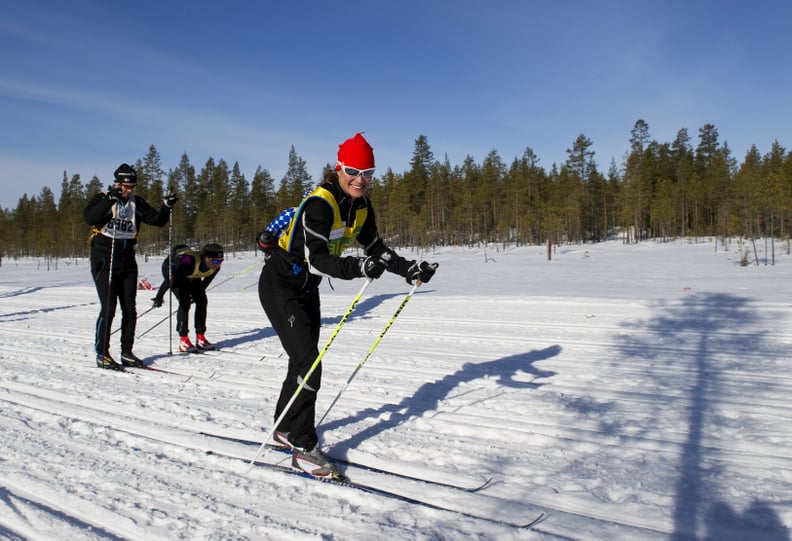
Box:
[84,163,179,370]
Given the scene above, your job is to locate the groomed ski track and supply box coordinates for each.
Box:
[2,245,791,539]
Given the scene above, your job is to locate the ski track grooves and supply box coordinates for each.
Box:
[0,378,682,537]
[3,274,789,538]
[0,380,560,533]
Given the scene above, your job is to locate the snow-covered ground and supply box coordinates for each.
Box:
[1,239,791,540]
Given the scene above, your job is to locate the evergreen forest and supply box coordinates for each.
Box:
[2,120,791,265]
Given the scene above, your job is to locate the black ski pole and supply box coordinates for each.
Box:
[137,310,175,339]
[167,206,173,355]
[101,215,117,360]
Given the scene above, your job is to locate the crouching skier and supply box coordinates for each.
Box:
[152,243,224,353]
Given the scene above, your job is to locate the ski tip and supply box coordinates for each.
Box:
[470,476,496,492]
[522,512,548,528]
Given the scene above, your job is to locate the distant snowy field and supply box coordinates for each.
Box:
[1,239,790,540]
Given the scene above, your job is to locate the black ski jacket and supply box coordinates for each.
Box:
[84,189,170,270]
[268,176,412,292]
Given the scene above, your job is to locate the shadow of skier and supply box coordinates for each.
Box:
[322,344,560,455]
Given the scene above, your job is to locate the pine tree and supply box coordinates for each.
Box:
[250,166,277,231]
[406,135,434,212]
[277,146,312,210]
[566,134,600,241]
[84,175,104,198]
[173,153,198,244]
[137,145,167,255]
[194,158,230,246]
[57,172,87,259]
[734,145,763,238]
[35,187,58,260]
[225,162,250,252]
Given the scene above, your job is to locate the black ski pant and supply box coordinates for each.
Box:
[172,280,208,337]
[91,256,138,356]
[258,266,322,451]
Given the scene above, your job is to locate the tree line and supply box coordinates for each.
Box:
[1,119,791,264]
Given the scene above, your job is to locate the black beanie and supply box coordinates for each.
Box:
[202,243,224,259]
[114,163,137,185]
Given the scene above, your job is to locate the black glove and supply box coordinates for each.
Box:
[407,261,438,284]
[152,296,163,308]
[257,231,277,253]
[360,256,388,279]
[108,186,124,204]
[163,193,179,208]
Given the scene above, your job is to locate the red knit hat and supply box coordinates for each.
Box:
[336,132,375,170]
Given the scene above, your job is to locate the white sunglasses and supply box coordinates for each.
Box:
[339,163,375,179]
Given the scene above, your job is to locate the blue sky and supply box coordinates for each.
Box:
[1,1,791,210]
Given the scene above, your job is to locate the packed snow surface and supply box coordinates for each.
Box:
[1,239,790,540]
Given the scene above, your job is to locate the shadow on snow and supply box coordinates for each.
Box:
[616,292,788,541]
[0,486,124,540]
[322,344,560,452]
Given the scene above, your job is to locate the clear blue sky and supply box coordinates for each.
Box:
[2,0,790,210]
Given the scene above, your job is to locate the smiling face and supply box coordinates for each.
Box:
[335,133,375,199]
[337,164,374,200]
